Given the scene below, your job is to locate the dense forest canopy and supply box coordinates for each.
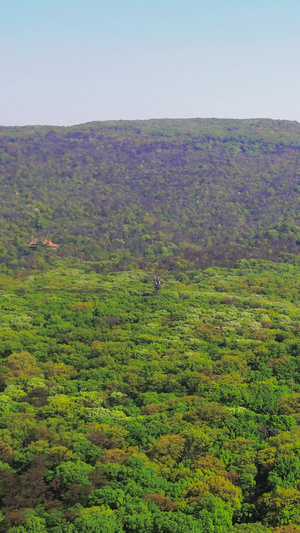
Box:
[2,261,300,531]
[2,117,300,270]
[3,119,300,531]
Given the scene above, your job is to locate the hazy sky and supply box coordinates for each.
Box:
[1,0,300,126]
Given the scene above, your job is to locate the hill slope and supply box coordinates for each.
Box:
[2,118,300,269]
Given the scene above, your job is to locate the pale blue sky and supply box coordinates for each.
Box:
[1,0,300,126]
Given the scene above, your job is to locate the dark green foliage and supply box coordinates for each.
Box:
[3,118,300,271]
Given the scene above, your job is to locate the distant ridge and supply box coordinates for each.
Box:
[2,117,300,140]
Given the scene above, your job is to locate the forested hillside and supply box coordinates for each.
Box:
[3,119,300,531]
[2,118,300,270]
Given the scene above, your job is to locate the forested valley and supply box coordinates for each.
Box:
[2,119,300,532]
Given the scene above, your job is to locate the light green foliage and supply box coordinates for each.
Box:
[191,496,234,532]
[72,506,122,533]
[1,260,300,531]
[54,460,94,489]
